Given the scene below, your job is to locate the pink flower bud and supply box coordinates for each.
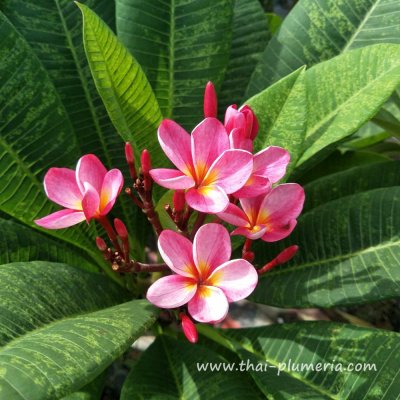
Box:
[276,245,299,265]
[239,105,259,140]
[96,236,107,251]
[141,149,151,175]
[180,313,198,344]
[173,190,185,212]
[114,218,128,239]
[125,142,135,164]
[203,81,217,118]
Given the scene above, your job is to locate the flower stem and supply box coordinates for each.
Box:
[190,212,206,239]
[98,216,122,255]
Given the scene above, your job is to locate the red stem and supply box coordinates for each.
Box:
[98,216,123,254]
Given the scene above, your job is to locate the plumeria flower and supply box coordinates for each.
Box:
[35,154,123,229]
[225,104,259,152]
[218,184,305,241]
[146,223,258,323]
[149,118,253,213]
[233,146,290,198]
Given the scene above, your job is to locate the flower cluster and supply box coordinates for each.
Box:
[35,82,304,344]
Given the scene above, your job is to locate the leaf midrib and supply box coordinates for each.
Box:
[167,0,175,119]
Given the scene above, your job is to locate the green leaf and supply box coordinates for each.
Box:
[218,0,271,112]
[248,44,400,173]
[251,186,400,308]
[76,2,163,165]
[0,11,102,260]
[0,262,156,400]
[247,0,400,97]
[60,370,107,400]
[209,322,400,399]
[0,1,150,260]
[0,261,129,347]
[121,335,264,399]
[115,0,234,129]
[303,161,400,211]
[0,219,98,272]
[247,67,306,174]
[155,190,176,231]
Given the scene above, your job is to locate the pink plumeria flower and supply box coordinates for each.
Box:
[146,223,258,323]
[225,104,259,152]
[149,118,253,213]
[218,184,305,241]
[35,154,123,229]
[233,146,290,198]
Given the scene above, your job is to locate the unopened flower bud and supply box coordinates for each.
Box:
[125,142,134,164]
[180,313,198,344]
[275,245,299,265]
[141,149,151,175]
[96,236,107,251]
[173,190,185,212]
[203,81,217,118]
[114,218,128,239]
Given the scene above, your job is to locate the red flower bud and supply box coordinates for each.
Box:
[180,313,198,344]
[203,81,217,118]
[114,218,128,239]
[275,245,299,265]
[141,149,151,175]
[125,142,134,164]
[173,190,186,212]
[95,236,107,251]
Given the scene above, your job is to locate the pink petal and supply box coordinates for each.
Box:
[231,225,268,240]
[188,286,229,323]
[217,203,249,227]
[35,209,86,229]
[239,105,259,140]
[186,185,229,213]
[81,182,100,222]
[240,195,267,223]
[232,175,271,198]
[150,169,195,190]
[229,128,253,151]
[146,275,197,309]
[262,219,297,242]
[203,149,253,194]
[258,183,305,226]
[44,168,83,209]
[158,119,194,176]
[191,118,229,181]
[193,223,231,279]
[224,105,243,133]
[253,146,290,183]
[76,154,107,194]
[158,230,198,278]
[100,169,124,215]
[207,259,258,302]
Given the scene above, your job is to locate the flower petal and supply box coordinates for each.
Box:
[188,286,229,323]
[150,168,195,190]
[158,119,194,175]
[262,219,297,242]
[191,118,229,180]
[229,128,253,151]
[240,195,267,225]
[158,230,198,278]
[232,175,271,198]
[186,185,229,213]
[44,168,82,209]
[217,203,249,227]
[258,183,305,226]
[231,225,268,240]
[207,259,258,302]
[82,182,100,222]
[253,146,290,183]
[100,169,124,215]
[193,223,231,279]
[203,149,253,194]
[76,154,107,194]
[146,275,197,309]
[35,209,86,229]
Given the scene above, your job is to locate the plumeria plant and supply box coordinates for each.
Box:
[1,0,400,398]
